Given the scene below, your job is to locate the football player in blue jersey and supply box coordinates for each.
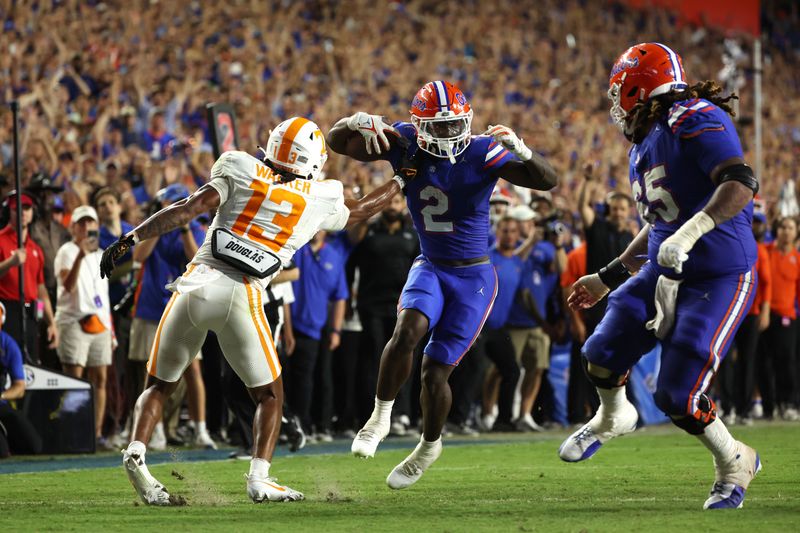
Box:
[328,80,558,488]
[560,43,761,510]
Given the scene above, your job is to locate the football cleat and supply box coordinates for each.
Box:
[245,474,304,502]
[122,449,171,506]
[194,429,218,450]
[515,414,545,432]
[351,419,390,458]
[558,401,638,462]
[282,414,307,453]
[386,437,442,490]
[703,443,761,509]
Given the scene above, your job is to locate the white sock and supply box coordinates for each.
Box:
[196,421,207,434]
[127,440,146,457]
[419,436,441,453]
[153,422,165,439]
[696,417,738,466]
[370,397,394,424]
[414,436,442,467]
[597,385,628,411]
[249,458,271,479]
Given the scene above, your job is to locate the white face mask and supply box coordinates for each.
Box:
[412,110,473,163]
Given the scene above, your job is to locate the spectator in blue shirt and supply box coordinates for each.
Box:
[477,216,525,432]
[0,303,42,457]
[288,231,349,435]
[506,206,563,432]
[127,184,215,449]
[94,187,135,441]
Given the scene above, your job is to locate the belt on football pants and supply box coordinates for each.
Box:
[430,255,490,268]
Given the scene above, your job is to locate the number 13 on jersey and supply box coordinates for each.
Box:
[232,179,307,252]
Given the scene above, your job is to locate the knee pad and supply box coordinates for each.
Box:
[581,357,630,390]
[665,393,717,435]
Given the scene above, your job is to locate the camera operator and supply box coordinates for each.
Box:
[54,205,114,447]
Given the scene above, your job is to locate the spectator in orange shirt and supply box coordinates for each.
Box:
[559,243,598,422]
[759,216,800,421]
[719,213,772,424]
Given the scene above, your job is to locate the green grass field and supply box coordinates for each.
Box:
[2,423,799,532]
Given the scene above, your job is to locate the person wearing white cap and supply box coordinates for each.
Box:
[54,205,114,449]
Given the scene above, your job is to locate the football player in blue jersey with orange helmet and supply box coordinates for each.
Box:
[329,80,557,489]
[560,43,761,510]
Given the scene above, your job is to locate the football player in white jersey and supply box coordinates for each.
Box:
[100,116,407,505]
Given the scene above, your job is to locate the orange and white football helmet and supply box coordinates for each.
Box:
[608,43,688,131]
[264,117,328,181]
[410,80,473,162]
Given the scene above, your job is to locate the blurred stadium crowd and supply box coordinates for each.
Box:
[0,0,799,456]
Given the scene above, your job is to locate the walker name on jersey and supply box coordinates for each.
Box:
[255,163,313,194]
[224,239,266,264]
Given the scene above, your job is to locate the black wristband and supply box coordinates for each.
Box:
[597,258,631,290]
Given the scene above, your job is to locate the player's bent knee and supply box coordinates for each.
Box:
[581,356,629,389]
[390,323,425,354]
[655,391,717,435]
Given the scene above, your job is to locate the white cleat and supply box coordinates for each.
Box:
[515,414,545,432]
[122,449,172,506]
[351,419,390,458]
[245,474,304,502]
[558,401,638,462]
[386,437,442,490]
[703,442,761,510]
[194,429,218,450]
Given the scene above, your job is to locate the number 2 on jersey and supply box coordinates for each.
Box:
[232,179,307,252]
[420,185,453,232]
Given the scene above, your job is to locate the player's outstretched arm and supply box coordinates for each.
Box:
[569,224,650,311]
[484,124,558,190]
[328,112,400,162]
[344,176,404,228]
[100,184,220,278]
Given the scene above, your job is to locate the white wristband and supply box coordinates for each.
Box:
[674,211,715,250]
[515,144,533,161]
[392,175,406,190]
[130,231,140,244]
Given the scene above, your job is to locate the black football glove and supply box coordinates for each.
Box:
[393,137,420,188]
[100,234,136,279]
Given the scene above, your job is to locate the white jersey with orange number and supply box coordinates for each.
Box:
[191,150,350,290]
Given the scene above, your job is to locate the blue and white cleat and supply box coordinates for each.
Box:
[558,401,638,462]
[703,443,761,510]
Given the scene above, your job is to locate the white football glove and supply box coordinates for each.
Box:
[483,124,533,161]
[657,211,715,274]
[346,112,397,155]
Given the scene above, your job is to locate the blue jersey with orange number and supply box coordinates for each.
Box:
[385,122,517,262]
[629,98,756,279]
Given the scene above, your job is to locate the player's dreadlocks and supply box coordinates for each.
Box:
[627,80,738,143]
